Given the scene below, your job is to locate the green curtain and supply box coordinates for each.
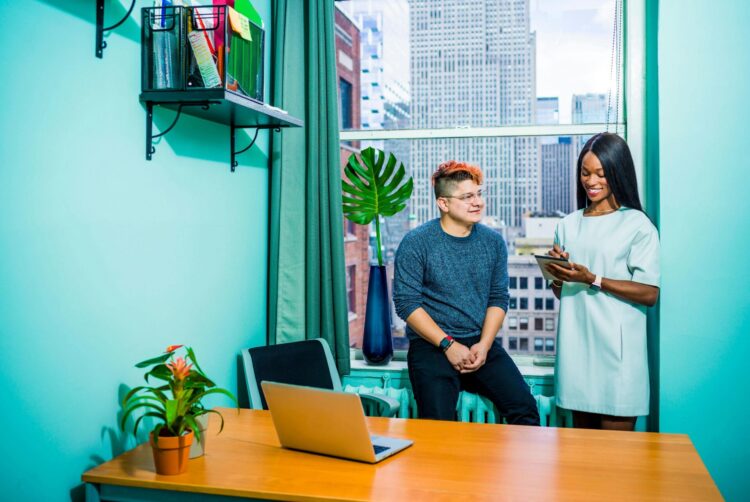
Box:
[268,0,350,374]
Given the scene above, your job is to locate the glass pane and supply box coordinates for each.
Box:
[339,136,578,350]
[335,0,623,130]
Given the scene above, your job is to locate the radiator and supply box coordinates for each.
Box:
[344,384,571,427]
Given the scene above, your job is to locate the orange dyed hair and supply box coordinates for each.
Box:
[431,160,484,198]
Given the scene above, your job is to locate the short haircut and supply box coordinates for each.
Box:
[432,161,484,198]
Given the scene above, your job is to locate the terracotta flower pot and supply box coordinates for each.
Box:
[149,430,194,475]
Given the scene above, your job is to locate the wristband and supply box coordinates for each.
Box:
[439,335,454,352]
[589,274,603,291]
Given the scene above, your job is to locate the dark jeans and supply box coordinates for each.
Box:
[407,335,540,425]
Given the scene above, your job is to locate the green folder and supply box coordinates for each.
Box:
[234,0,264,28]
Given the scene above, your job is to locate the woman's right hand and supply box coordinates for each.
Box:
[548,244,569,260]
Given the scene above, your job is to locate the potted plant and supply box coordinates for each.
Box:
[342,147,413,365]
[120,344,237,475]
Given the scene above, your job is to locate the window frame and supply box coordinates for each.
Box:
[337,0,647,361]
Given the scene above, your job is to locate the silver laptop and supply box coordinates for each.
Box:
[261,381,413,463]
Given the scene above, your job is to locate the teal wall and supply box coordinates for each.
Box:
[657,1,750,500]
[0,1,272,499]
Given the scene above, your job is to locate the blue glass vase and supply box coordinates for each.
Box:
[362,265,393,365]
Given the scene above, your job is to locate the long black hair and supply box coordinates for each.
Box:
[576,132,643,212]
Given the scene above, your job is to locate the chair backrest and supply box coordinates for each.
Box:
[242,339,342,410]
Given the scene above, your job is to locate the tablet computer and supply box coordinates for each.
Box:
[534,254,571,282]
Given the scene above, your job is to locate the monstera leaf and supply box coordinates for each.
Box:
[342,147,413,266]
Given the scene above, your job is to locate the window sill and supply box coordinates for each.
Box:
[349,349,554,377]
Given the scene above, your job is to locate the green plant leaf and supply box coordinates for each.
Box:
[145,364,172,383]
[193,388,238,407]
[196,408,227,434]
[185,346,206,375]
[133,412,164,438]
[165,399,179,427]
[135,353,171,368]
[341,147,413,265]
[120,401,165,432]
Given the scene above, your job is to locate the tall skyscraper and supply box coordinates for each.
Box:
[536,97,559,125]
[408,0,538,229]
[339,1,411,131]
[572,93,609,124]
[540,138,576,214]
[537,96,575,214]
[571,93,610,171]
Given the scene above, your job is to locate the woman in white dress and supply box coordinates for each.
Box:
[546,133,660,431]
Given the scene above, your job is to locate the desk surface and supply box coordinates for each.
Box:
[83,408,721,501]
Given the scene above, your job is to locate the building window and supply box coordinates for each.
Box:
[345,219,357,238]
[534,277,544,289]
[509,337,518,351]
[519,277,528,289]
[520,338,529,351]
[339,78,353,130]
[534,337,544,351]
[545,338,555,352]
[508,316,518,330]
[509,297,517,310]
[545,318,554,331]
[520,298,528,310]
[545,298,555,310]
[534,318,544,331]
[346,265,356,315]
[519,317,529,330]
[509,276,517,289]
[534,298,543,310]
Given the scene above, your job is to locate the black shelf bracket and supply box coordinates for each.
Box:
[96,0,136,59]
[231,125,281,172]
[146,101,217,160]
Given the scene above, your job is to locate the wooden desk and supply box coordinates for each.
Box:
[83,408,721,501]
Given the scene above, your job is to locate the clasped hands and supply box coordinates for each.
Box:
[546,244,595,285]
[445,341,488,373]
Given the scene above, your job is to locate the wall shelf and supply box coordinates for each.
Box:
[141,89,303,171]
[96,0,136,59]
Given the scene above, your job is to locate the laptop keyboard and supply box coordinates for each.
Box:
[373,444,389,455]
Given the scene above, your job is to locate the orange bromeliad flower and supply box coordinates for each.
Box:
[165,344,183,353]
[166,357,192,381]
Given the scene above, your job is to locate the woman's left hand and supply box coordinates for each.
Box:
[547,262,595,285]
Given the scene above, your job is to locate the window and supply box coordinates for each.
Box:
[509,297,518,310]
[346,265,356,315]
[338,78,353,130]
[508,316,518,330]
[534,318,544,331]
[335,0,629,351]
[509,337,518,351]
[545,338,555,352]
[519,317,529,330]
[345,219,357,238]
[545,318,555,331]
[520,338,529,351]
[534,338,544,351]
[534,298,543,310]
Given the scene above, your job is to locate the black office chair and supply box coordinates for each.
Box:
[241,339,400,417]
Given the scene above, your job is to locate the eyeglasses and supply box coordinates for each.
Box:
[441,189,485,204]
